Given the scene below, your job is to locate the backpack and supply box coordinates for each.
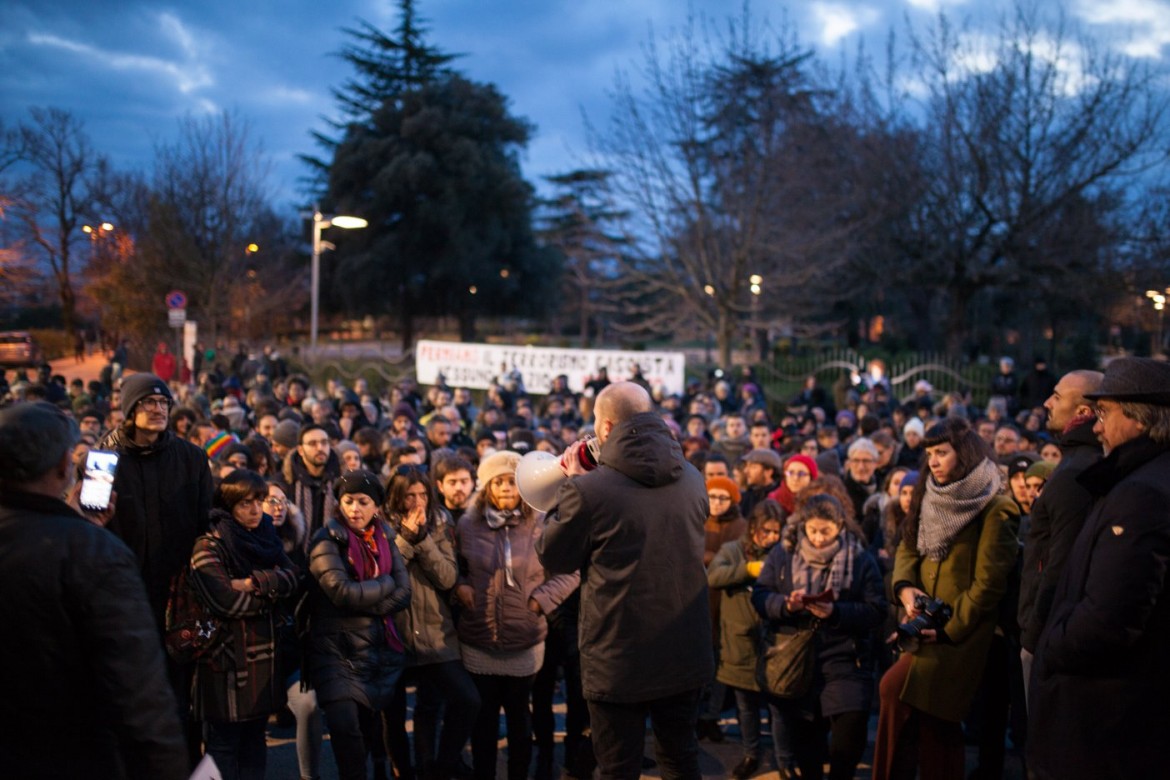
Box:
[164,565,225,664]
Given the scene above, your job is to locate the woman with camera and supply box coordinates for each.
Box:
[872,417,1020,780]
[751,493,886,780]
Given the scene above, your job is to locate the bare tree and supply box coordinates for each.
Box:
[591,10,880,365]
[4,108,100,336]
[148,111,273,343]
[891,5,1169,354]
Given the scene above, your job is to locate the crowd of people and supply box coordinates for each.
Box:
[2,346,1169,780]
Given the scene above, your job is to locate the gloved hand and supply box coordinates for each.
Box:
[746,561,763,578]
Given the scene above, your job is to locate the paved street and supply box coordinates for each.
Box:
[263,698,1026,779]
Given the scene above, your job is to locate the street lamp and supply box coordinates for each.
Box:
[305,207,368,353]
[1147,288,1170,355]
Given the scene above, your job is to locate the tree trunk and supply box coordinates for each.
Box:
[717,311,734,369]
[59,280,76,343]
[459,310,477,343]
[945,287,973,357]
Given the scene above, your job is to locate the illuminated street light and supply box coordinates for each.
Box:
[304,207,368,352]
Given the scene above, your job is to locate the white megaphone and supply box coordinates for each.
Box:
[515,451,566,512]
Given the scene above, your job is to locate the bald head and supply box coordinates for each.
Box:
[1045,370,1104,433]
[595,381,653,443]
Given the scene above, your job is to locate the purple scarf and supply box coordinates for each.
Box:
[345,522,405,652]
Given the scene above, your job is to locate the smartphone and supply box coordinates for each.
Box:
[80,449,119,512]
[803,589,834,604]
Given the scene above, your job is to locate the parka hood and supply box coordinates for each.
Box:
[598,411,684,488]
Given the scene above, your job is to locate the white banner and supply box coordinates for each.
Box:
[415,340,687,396]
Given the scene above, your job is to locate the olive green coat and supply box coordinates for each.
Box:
[707,538,767,691]
[891,494,1019,722]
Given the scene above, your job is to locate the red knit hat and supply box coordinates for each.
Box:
[705,476,741,505]
[782,454,819,481]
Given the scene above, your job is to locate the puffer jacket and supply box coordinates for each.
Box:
[392,512,461,665]
[455,505,579,653]
[538,411,714,703]
[190,512,301,723]
[304,518,411,710]
[99,426,214,631]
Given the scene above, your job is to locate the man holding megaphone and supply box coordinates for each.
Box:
[536,381,714,780]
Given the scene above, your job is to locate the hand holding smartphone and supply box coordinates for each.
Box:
[79,449,119,513]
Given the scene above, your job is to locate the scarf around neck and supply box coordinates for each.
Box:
[917,457,1001,561]
[211,509,286,578]
[345,520,404,652]
[793,532,860,596]
[484,504,523,588]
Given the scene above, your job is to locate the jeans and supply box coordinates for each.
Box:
[766,699,796,771]
[287,674,323,779]
[587,688,703,780]
[732,687,763,759]
[469,672,536,780]
[203,718,268,780]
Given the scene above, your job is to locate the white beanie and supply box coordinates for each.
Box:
[903,418,925,438]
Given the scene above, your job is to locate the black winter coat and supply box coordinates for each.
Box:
[1017,419,1102,652]
[1028,436,1170,779]
[751,536,887,716]
[538,411,715,703]
[0,490,187,780]
[305,518,411,710]
[100,426,214,631]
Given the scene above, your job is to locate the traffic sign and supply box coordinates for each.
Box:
[165,290,187,309]
[168,308,187,328]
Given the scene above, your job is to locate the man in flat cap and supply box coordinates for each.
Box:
[1028,357,1170,779]
[0,402,187,778]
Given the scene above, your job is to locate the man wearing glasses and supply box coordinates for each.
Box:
[842,438,880,521]
[1029,357,1170,778]
[99,372,214,767]
[282,422,342,544]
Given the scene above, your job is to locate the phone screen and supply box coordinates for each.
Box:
[80,449,119,512]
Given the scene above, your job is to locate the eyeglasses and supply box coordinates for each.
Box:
[849,457,876,466]
[263,497,287,509]
[395,463,428,475]
[137,397,170,411]
[707,494,733,503]
[784,469,811,479]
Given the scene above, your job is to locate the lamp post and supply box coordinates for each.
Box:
[749,274,763,361]
[306,207,367,353]
[1146,288,1170,356]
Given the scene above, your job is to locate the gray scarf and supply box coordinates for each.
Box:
[917,458,1001,561]
[793,532,861,596]
[484,505,523,588]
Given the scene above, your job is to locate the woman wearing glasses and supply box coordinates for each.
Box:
[768,454,819,518]
[382,465,480,780]
[189,469,301,780]
[698,476,747,741]
[265,479,323,780]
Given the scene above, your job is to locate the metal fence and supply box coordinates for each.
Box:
[747,349,998,416]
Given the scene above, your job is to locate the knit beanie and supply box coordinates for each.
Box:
[334,469,385,505]
[477,450,521,487]
[782,454,819,481]
[121,373,173,415]
[903,418,925,438]
[272,419,300,449]
[1025,461,1056,482]
[705,476,741,505]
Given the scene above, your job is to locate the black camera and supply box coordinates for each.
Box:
[893,595,953,653]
